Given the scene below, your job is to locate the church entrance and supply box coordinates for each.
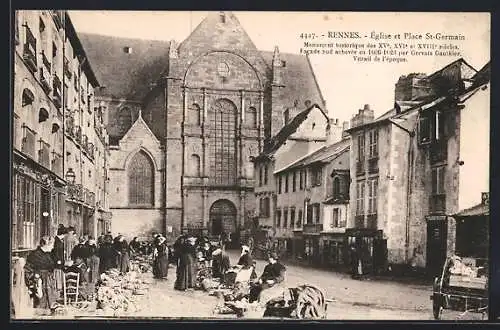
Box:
[209,199,238,248]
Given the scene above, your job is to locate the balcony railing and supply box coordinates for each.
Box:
[368,157,379,174]
[53,74,62,109]
[303,223,323,235]
[430,140,448,164]
[67,183,83,201]
[40,67,52,93]
[356,160,364,176]
[41,50,51,73]
[366,214,378,229]
[74,126,82,144]
[354,215,365,228]
[23,25,37,72]
[429,194,446,214]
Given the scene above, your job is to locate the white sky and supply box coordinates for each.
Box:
[68,11,490,123]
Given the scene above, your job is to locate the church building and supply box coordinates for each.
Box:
[79,12,327,242]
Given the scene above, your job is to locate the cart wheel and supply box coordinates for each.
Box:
[432,298,442,320]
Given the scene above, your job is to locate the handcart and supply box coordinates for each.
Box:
[430,255,488,320]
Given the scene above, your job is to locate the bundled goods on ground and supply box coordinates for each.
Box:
[130,255,153,274]
[96,268,152,314]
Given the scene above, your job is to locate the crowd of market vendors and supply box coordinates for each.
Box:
[22,225,288,316]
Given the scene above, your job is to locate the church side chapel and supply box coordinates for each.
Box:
[79,11,329,243]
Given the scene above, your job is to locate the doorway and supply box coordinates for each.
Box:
[209,199,237,240]
[426,219,448,276]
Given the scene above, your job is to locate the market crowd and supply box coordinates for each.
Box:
[22,227,289,318]
[23,225,136,315]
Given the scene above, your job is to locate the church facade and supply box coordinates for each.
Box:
[79,12,327,242]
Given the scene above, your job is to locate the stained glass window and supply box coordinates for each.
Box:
[208,99,237,185]
[128,151,154,206]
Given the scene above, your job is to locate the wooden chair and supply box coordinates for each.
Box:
[63,272,80,306]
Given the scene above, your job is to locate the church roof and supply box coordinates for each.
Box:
[78,35,326,109]
[78,33,171,101]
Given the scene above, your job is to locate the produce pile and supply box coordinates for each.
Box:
[96,257,154,315]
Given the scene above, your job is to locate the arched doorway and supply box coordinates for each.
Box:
[209,199,237,246]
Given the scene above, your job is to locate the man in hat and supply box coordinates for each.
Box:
[249,252,287,308]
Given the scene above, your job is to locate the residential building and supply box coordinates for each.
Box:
[273,122,350,267]
[252,105,331,257]
[12,10,112,316]
[78,12,327,243]
[12,10,111,253]
[346,59,490,275]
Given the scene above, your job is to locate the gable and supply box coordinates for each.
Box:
[120,113,160,146]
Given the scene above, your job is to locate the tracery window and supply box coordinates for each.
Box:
[128,150,154,207]
[208,99,237,185]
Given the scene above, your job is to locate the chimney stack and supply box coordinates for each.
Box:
[342,121,350,138]
[394,73,432,103]
[350,104,375,129]
[326,118,343,145]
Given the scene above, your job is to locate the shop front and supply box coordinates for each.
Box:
[321,233,347,270]
[12,158,66,257]
[344,228,387,275]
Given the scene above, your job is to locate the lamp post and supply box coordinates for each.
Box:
[65,168,75,185]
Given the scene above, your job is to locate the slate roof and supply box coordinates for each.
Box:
[275,137,350,174]
[260,51,326,110]
[454,203,489,217]
[77,34,326,110]
[78,33,171,100]
[347,58,490,134]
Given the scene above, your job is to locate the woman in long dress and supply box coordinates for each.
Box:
[153,236,169,279]
[115,235,130,275]
[52,225,66,292]
[98,235,117,274]
[86,238,100,284]
[174,237,196,290]
[24,236,58,313]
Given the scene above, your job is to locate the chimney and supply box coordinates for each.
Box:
[350,104,375,129]
[342,121,350,138]
[326,118,342,145]
[394,73,432,103]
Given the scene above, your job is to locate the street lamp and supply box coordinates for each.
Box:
[65,168,76,184]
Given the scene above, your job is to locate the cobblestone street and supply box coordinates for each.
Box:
[75,251,484,320]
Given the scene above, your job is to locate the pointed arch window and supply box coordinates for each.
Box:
[128,150,154,207]
[208,99,237,185]
[22,88,35,107]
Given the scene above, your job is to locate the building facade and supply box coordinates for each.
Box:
[12,10,111,255]
[346,59,490,275]
[79,12,327,241]
[273,125,350,267]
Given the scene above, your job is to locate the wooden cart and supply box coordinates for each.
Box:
[430,256,488,320]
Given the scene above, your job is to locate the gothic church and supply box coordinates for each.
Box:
[79,12,327,242]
